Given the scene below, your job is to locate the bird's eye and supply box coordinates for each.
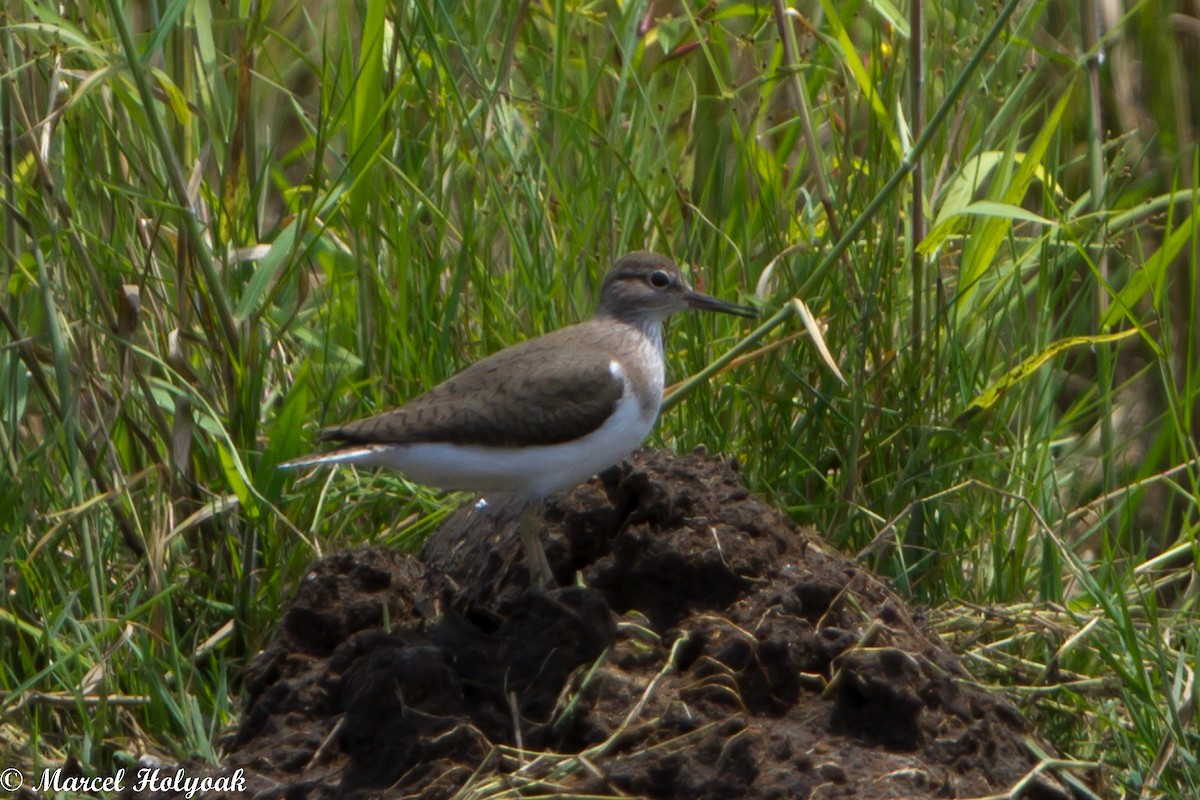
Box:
[648,270,671,289]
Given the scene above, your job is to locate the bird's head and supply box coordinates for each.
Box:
[598,252,756,325]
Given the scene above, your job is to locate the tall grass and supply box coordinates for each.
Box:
[1,0,1198,795]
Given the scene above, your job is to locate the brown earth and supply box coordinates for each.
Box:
[165,449,1080,799]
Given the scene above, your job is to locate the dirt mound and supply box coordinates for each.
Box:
[188,449,1076,798]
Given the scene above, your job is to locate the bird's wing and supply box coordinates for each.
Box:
[320,330,627,448]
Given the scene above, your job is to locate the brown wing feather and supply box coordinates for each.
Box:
[321,324,625,448]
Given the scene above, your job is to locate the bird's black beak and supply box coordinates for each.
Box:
[684,289,757,319]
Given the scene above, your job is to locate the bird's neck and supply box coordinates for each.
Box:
[596,310,665,359]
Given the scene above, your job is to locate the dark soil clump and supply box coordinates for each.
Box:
[158,449,1078,799]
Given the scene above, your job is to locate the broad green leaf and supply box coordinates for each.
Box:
[347,0,388,226]
[149,67,191,127]
[257,376,311,499]
[10,21,102,57]
[713,4,762,23]
[192,0,218,77]
[957,87,1073,321]
[817,0,898,156]
[234,221,298,321]
[920,200,1056,255]
[934,152,1007,227]
[217,441,259,520]
[925,151,1065,255]
[1102,208,1199,329]
[964,328,1138,413]
[951,199,1053,225]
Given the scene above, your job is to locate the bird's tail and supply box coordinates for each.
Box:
[278,445,384,470]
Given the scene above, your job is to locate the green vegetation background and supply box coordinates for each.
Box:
[1,0,1198,795]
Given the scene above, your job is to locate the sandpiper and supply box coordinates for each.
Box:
[282,251,755,586]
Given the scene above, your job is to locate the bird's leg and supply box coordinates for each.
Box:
[517,503,555,589]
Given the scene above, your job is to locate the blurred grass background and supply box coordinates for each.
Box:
[1,0,1198,795]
